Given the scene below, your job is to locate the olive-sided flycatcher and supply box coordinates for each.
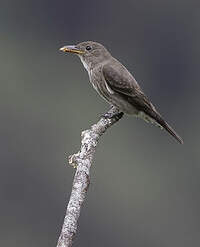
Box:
[60,41,183,144]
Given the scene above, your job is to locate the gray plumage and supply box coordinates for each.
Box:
[60,41,183,144]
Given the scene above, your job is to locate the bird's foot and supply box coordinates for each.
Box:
[102,107,124,120]
[103,111,124,120]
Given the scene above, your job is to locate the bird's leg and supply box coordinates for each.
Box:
[102,106,124,120]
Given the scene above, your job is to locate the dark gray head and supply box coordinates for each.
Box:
[60,41,111,70]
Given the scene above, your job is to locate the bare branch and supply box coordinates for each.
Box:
[56,108,123,247]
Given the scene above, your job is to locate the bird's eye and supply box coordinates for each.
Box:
[86,45,92,51]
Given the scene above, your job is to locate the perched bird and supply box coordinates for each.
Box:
[60,41,183,144]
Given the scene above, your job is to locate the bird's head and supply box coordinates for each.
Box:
[60,41,111,70]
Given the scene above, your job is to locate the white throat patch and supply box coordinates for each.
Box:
[78,55,90,73]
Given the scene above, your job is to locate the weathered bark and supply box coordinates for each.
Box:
[56,108,123,247]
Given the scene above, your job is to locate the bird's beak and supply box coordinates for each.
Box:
[59,45,84,55]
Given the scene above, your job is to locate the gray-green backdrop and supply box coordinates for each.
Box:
[1,0,199,246]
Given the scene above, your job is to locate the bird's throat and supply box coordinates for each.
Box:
[78,55,91,73]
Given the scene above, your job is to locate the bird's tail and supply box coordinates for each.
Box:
[158,118,183,144]
[143,109,183,144]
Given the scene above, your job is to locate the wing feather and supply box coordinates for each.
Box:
[102,62,183,144]
[102,63,154,111]
[102,63,139,96]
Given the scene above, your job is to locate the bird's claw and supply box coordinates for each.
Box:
[102,111,124,120]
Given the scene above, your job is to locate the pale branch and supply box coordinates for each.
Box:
[56,107,123,247]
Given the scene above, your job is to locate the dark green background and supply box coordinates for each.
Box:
[1,0,199,246]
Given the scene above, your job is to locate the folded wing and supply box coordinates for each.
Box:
[102,63,183,144]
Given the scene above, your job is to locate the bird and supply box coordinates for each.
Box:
[60,41,183,144]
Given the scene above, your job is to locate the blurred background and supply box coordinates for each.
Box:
[1,0,199,246]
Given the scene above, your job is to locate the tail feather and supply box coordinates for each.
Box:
[159,119,183,144]
[143,109,183,144]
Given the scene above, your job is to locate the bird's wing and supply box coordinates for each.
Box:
[102,63,140,96]
[102,63,154,111]
[102,63,184,144]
